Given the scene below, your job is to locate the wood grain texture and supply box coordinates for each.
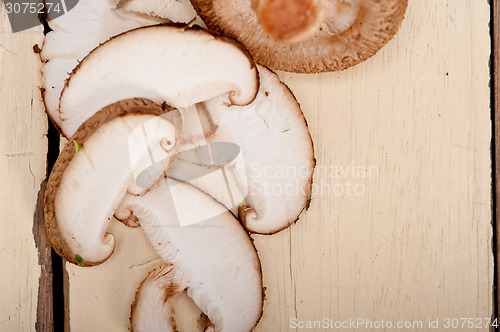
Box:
[60,0,492,331]
[0,2,48,331]
[493,0,500,324]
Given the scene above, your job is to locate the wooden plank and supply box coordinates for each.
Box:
[0,3,49,331]
[272,0,493,329]
[493,0,500,323]
[63,0,494,330]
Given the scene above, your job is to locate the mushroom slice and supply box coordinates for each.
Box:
[44,99,181,266]
[190,0,408,72]
[116,178,263,331]
[130,266,184,332]
[255,0,326,43]
[58,24,259,138]
[168,65,315,234]
[40,0,167,132]
[120,0,198,24]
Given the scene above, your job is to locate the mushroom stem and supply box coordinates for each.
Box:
[255,0,326,43]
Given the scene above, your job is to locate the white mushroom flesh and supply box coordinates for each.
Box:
[54,113,178,264]
[40,0,165,129]
[121,0,198,24]
[168,65,315,234]
[58,24,259,137]
[116,178,263,331]
[131,266,184,332]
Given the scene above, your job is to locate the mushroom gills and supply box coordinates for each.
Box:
[116,178,263,332]
[167,65,315,234]
[58,24,259,138]
[322,0,359,35]
[44,99,181,266]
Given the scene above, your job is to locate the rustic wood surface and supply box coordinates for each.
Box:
[493,0,500,324]
[0,0,495,331]
[64,0,494,331]
[0,4,48,331]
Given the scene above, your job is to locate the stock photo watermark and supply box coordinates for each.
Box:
[289,317,499,330]
[3,0,79,33]
[312,163,379,197]
[129,112,380,227]
[248,162,380,198]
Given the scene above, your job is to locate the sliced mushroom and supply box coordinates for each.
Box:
[40,0,167,132]
[116,178,263,331]
[58,23,259,138]
[120,0,198,24]
[255,0,326,43]
[130,266,184,332]
[190,0,408,72]
[44,99,181,266]
[168,65,315,234]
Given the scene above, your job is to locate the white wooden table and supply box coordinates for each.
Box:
[0,0,494,331]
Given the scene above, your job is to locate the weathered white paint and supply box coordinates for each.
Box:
[39,0,495,330]
[0,4,46,331]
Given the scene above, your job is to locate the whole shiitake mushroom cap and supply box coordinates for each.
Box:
[190,0,408,73]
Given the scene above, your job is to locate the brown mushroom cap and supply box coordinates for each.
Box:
[190,0,408,73]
